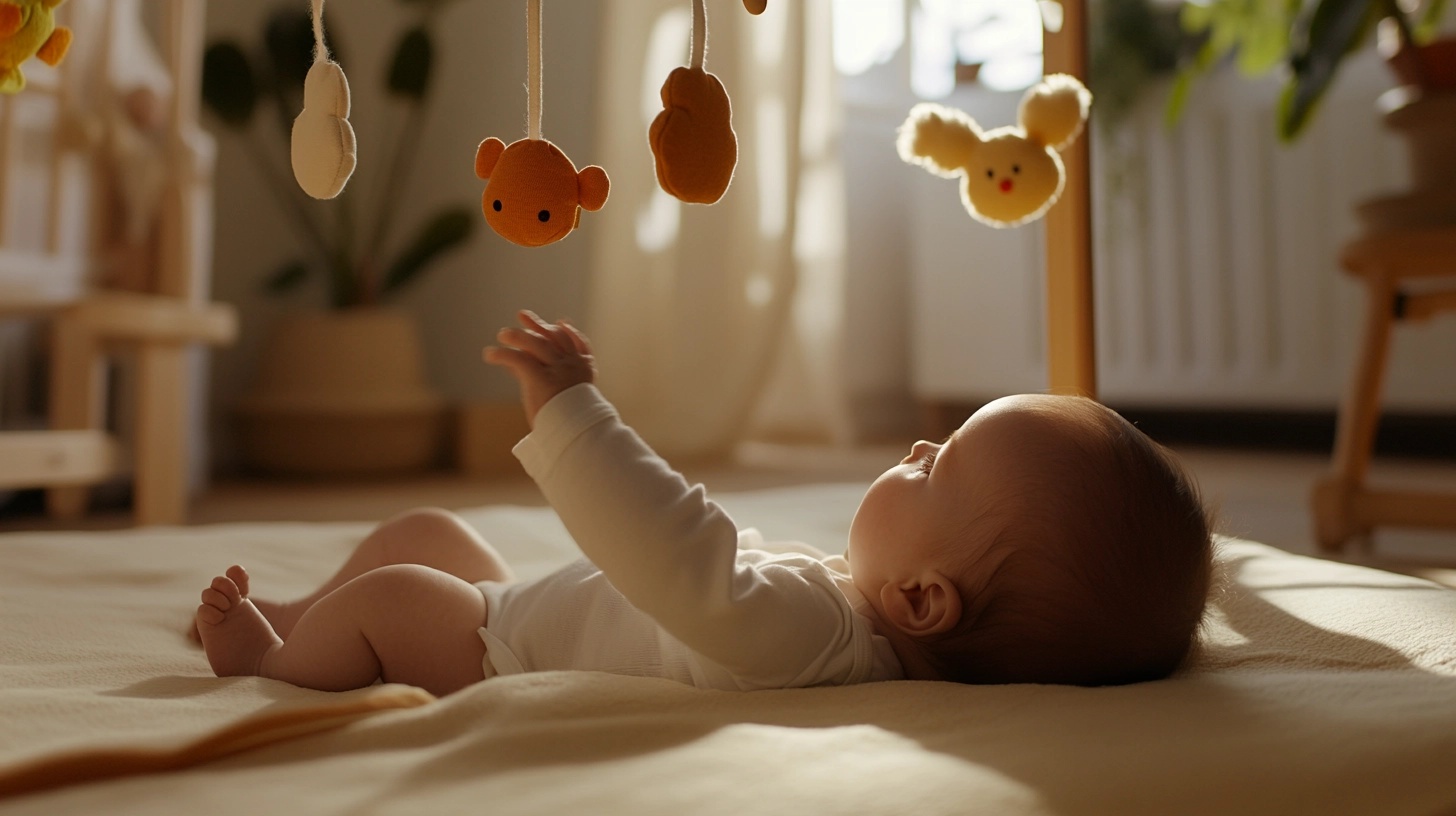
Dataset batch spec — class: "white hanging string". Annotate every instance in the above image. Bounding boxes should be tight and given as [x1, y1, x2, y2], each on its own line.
[527, 0, 542, 140]
[311, 0, 329, 62]
[690, 0, 706, 70]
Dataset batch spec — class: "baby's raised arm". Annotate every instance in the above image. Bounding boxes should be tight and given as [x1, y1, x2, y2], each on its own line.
[486, 316, 863, 688]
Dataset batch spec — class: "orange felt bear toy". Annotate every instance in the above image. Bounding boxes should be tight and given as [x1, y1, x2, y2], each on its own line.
[650, 66, 736, 205]
[475, 137, 609, 248]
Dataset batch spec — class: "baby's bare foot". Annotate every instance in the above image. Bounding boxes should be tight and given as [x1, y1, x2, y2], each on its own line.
[196, 565, 283, 678]
[188, 583, 299, 643]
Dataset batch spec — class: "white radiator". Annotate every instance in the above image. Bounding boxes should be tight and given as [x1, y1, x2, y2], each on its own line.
[909, 54, 1456, 411]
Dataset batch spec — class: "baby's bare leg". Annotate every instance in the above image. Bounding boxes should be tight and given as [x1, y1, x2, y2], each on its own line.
[200, 564, 488, 697]
[255, 508, 515, 638]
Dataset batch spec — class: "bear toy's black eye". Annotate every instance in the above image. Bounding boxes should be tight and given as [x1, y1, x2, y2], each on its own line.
[538, 210, 550, 223]
[493, 200, 502, 212]
[1012, 164, 1021, 174]
[985, 168, 994, 179]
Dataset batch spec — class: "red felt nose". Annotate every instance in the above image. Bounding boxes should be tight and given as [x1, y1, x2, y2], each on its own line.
[999, 179, 1013, 193]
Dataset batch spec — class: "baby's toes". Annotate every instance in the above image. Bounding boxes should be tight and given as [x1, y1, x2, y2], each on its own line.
[209, 575, 243, 607]
[200, 585, 232, 613]
[196, 603, 225, 626]
[225, 565, 251, 598]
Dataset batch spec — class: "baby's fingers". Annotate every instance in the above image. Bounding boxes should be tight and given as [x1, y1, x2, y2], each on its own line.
[495, 325, 559, 362]
[518, 310, 578, 355]
[559, 320, 593, 356]
[483, 344, 539, 377]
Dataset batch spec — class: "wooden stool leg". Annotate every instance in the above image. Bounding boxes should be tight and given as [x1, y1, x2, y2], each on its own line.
[1312, 274, 1396, 552]
[46, 319, 103, 520]
[133, 344, 189, 526]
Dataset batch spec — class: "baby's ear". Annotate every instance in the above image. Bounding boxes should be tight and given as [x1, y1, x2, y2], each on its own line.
[880, 572, 962, 637]
[577, 165, 610, 212]
[1018, 74, 1091, 152]
[475, 138, 507, 180]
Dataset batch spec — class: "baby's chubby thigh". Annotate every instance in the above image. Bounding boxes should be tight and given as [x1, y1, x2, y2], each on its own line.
[334, 564, 491, 696]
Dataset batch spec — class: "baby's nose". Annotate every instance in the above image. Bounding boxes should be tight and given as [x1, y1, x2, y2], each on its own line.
[902, 440, 936, 464]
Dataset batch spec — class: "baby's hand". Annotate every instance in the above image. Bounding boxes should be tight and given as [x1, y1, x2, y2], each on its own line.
[483, 311, 596, 427]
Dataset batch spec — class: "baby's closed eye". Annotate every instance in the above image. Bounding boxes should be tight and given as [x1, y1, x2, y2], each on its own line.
[917, 451, 938, 475]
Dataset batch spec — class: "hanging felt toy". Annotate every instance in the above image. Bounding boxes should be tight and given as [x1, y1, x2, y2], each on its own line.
[743, 0, 767, 13]
[897, 73, 1091, 229]
[291, 0, 356, 200]
[648, 0, 737, 205]
[475, 0, 609, 248]
[0, 0, 73, 94]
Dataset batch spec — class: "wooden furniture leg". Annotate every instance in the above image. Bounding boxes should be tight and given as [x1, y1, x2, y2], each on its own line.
[1311, 272, 1395, 551]
[133, 344, 189, 526]
[46, 317, 104, 520]
[1041, 0, 1097, 400]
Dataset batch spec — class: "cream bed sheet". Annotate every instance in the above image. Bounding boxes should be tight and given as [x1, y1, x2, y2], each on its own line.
[2, 483, 1455, 815]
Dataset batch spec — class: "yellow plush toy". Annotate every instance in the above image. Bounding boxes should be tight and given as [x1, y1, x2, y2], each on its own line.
[0, 0, 72, 95]
[897, 73, 1091, 228]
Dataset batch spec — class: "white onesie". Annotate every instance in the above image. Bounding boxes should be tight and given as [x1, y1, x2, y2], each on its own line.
[475, 384, 903, 691]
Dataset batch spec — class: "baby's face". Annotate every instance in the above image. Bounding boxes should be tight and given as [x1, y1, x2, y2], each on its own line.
[846, 395, 1107, 607]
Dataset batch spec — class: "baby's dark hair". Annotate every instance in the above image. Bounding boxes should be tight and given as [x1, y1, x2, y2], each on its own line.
[925, 398, 1214, 687]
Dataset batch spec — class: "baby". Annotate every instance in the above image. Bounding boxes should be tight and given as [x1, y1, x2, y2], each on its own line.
[196, 312, 1214, 696]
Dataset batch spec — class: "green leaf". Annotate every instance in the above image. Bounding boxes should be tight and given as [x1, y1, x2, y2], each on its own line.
[388, 27, 434, 99]
[381, 209, 474, 296]
[262, 261, 310, 294]
[1417, 0, 1449, 40]
[1164, 68, 1196, 129]
[1281, 0, 1379, 140]
[201, 42, 257, 127]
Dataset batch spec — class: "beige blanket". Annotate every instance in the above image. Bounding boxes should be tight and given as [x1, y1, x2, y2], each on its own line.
[2, 484, 1455, 815]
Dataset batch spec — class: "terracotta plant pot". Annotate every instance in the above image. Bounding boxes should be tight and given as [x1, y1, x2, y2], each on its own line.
[1386, 36, 1456, 92]
[236, 309, 447, 477]
[1377, 86, 1456, 190]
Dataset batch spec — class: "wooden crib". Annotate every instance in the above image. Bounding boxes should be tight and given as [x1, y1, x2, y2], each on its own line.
[0, 0, 235, 526]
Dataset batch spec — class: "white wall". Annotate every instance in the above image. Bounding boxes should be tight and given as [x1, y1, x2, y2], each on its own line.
[204, 1, 603, 463]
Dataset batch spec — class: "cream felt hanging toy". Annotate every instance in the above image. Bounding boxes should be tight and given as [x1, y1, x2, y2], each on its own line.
[291, 0, 356, 200]
[898, 73, 1090, 228]
[0, 0, 73, 94]
[648, 0, 740, 204]
[475, 0, 609, 248]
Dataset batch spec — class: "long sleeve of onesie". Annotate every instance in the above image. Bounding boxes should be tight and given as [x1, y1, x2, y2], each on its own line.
[513, 384, 872, 688]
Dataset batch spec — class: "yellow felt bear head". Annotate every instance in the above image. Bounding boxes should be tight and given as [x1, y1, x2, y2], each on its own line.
[897, 74, 1091, 228]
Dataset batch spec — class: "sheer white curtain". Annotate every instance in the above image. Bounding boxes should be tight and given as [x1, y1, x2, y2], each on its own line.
[588, 0, 849, 460]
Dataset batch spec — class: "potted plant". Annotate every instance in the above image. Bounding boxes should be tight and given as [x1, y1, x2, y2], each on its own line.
[202, 1, 475, 476]
[1167, 0, 1452, 141]
[1166, 0, 1455, 230]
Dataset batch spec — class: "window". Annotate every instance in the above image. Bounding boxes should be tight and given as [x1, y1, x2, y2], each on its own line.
[832, 0, 1049, 97]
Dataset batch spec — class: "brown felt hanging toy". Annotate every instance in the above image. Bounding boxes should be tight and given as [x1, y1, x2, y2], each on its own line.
[648, 0, 742, 205]
[474, 0, 609, 247]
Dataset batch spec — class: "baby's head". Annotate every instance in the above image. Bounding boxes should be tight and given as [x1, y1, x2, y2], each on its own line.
[847, 394, 1212, 686]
